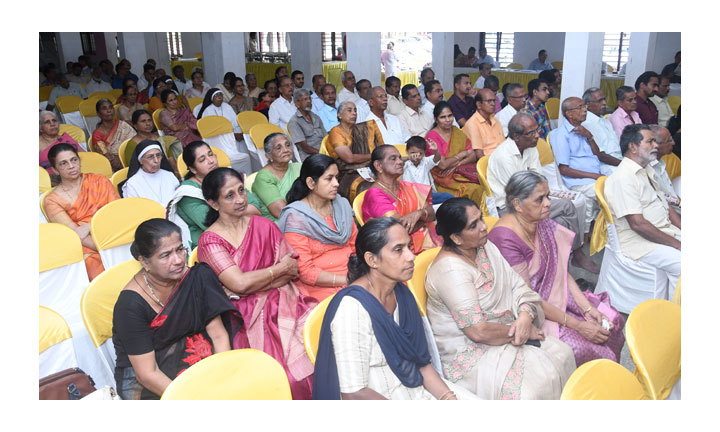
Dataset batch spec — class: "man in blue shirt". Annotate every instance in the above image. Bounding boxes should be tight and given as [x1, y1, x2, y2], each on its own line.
[317, 83, 339, 131]
[549, 96, 603, 238]
[528, 49, 553, 71]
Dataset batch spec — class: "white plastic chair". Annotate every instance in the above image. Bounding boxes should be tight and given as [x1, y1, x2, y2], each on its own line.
[39, 306, 78, 379]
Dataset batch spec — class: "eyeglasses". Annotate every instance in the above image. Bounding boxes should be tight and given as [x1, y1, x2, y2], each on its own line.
[566, 104, 588, 112]
[590, 98, 607, 103]
[521, 127, 542, 137]
[508, 94, 528, 99]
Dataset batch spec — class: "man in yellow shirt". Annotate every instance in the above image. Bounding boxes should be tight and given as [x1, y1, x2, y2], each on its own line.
[462, 89, 505, 159]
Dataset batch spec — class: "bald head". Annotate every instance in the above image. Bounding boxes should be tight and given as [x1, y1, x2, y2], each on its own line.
[561, 96, 588, 125]
[368, 86, 388, 114]
[651, 125, 675, 157]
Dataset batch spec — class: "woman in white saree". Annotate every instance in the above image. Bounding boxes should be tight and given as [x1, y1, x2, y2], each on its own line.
[425, 197, 576, 399]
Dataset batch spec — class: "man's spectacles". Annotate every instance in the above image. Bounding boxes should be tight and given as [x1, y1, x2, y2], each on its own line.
[589, 98, 606, 103]
[566, 104, 588, 112]
[521, 127, 541, 137]
[508, 94, 528, 99]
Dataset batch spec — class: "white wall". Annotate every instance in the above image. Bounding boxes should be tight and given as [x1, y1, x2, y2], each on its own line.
[513, 32, 565, 67]
[454, 33, 480, 54]
[650, 32, 680, 73]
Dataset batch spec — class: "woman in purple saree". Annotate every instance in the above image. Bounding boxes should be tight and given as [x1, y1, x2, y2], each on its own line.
[488, 171, 624, 366]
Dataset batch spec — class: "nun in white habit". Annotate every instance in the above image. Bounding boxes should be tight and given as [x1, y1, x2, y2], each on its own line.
[121, 139, 179, 208]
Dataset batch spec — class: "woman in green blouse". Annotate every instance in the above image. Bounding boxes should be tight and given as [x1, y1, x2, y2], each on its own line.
[251, 132, 301, 222]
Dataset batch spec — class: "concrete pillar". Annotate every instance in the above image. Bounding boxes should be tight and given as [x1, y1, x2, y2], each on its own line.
[103, 32, 118, 64]
[117, 32, 148, 77]
[289, 32, 323, 89]
[432, 32, 455, 94]
[346, 32, 381, 87]
[200, 32, 247, 88]
[624, 32, 659, 87]
[559, 32, 605, 126]
[144, 33, 172, 73]
[56, 33, 84, 70]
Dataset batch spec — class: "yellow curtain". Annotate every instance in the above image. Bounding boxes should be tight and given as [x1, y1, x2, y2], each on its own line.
[170, 60, 203, 81]
[246, 62, 291, 89]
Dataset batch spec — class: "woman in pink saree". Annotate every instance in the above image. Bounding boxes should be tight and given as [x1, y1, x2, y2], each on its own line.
[361, 145, 441, 254]
[196, 167, 316, 399]
[487, 171, 624, 366]
[158, 89, 201, 148]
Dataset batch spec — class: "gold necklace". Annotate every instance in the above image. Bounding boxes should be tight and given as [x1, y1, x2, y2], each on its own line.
[376, 180, 399, 200]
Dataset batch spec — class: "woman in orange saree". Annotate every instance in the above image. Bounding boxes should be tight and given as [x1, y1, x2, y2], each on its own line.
[44, 144, 120, 280]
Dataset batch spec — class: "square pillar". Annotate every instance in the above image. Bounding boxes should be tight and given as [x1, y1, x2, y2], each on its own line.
[289, 32, 323, 89]
[200, 32, 247, 88]
[346, 32, 381, 87]
[144, 33, 172, 73]
[432, 32, 455, 94]
[559, 32, 605, 127]
[104, 32, 118, 64]
[624, 32, 659, 87]
[117, 32, 148, 77]
[56, 33, 84, 70]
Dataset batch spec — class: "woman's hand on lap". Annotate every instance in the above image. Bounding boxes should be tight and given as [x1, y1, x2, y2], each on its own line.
[508, 313, 533, 346]
[576, 321, 609, 344]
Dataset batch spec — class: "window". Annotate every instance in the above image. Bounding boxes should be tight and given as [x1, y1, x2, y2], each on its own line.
[482, 32, 514, 67]
[80, 33, 96, 56]
[322, 32, 344, 61]
[259, 32, 288, 53]
[603, 32, 631, 72]
[167, 32, 183, 58]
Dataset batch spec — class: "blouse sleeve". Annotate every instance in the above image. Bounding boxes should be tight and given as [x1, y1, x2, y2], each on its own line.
[327, 127, 347, 159]
[112, 291, 155, 356]
[252, 169, 284, 207]
[197, 232, 237, 276]
[427, 259, 487, 329]
[487, 229, 532, 287]
[331, 297, 372, 393]
[43, 192, 68, 220]
[284, 232, 323, 285]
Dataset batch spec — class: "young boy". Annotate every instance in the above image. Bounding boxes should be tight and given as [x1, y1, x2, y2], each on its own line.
[402, 136, 455, 205]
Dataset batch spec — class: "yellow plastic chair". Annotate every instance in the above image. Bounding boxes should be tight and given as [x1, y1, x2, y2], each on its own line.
[443, 91, 454, 101]
[551, 61, 563, 70]
[303, 295, 335, 365]
[161, 349, 292, 400]
[111, 167, 129, 191]
[109, 89, 122, 101]
[188, 247, 198, 266]
[118, 139, 133, 168]
[39, 167, 51, 194]
[589, 175, 612, 254]
[187, 97, 204, 112]
[673, 275, 681, 305]
[545, 97, 560, 120]
[536, 137, 555, 165]
[79, 98, 100, 117]
[474, 156, 493, 216]
[353, 189, 367, 226]
[319, 135, 330, 155]
[152, 108, 164, 133]
[244, 171, 258, 192]
[484, 216, 499, 231]
[58, 124, 87, 145]
[40, 86, 54, 102]
[81, 259, 142, 349]
[39, 222, 84, 273]
[662, 153, 681, 180]
[560, 359, 646, 400]
[39, 306, 73, 354]
[197, 115, 233, 139]
[177, 146, 232, 178]
[40, 189, 53, 220]
[87, 136, 96, 152]
[393, 144, 407, 157]
[250, 123, 286, 165]
[237, 110, 269, 134]
[607, 64, 615, 73]
[406, 247, 441, 316]
[667, 96, 680, 115]
[626, 299, 681, 400]
[55, 95, 83, 115]
[79, 152, 113, 178]
[506, 62, 523, 70]
[90, 198, 166, 264]
[88, 91, 113, 101]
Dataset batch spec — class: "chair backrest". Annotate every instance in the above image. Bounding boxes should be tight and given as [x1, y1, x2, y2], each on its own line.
[393, 144, 407, 157]
[536, 137, 554, 165]
[88, 91, 113, 101]
[474, 157, 493, 216]
[443, 91, 454, 101]
[667, 96, 680, 115]
[237, 110, 269, 133]
[40, 86, 54, 102]
[40, 189, 53, 220]
[58, 124, 87, 145]
[39, 306, 73, 354]
[39, 222, 84, 272]
[87, 136, 95, 152]
[39, 167, 51, 194]
[545, 97, 560, 120]
[244, 171, 258, 192]
[79, 152, 113, 178]
[90, 197, 166, 253]
[506, 62, 523, 69]
[79, 98, 100, 117]
[109, 89, 122, 100]
[626, 299, 681, 400]
[80, 259, 142, 347]
[197, 115, 234, 139]
[187, 97, 204, 112]
[177, 146, 232, 178]
[188, 247, 198, 266]
[303, 295, 335, 365]
[606, 64, 615, 73]
[152, 108, 164, 132]
[673, 275, 681, 305]
[484, 216, 499, 231]
[406, 247, 441, 316]
[353, 190, 367, 226]
[560, 359, 646, 400]
[161, 349, 292, 400]
[476, 155, 489, 180]
[662, 153, 681, 180]
[118, 139, 133, 168]
[551, 61, 563, 70]
[319, 135, 330, 155]
[111, 167, 129, 191]
[249, 123, 285, 151]
[55, 95, 83, 114]
[594, 175, 614, 224]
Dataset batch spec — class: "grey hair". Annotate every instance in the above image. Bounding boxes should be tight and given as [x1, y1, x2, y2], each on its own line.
[39, 110, 57, 132]
[505, 170, 548, 213]
[293, 88, 310, 100]
[341, 71, 352, 82]
[560, 97, 581, 118]
[616, 86, 635, 103]
[507, 112, 534, 139]
[263, 132, 289, 155]
[337, 100, 355, 118]
[505, 82, 524, 97]
[582, 87, 601, 103]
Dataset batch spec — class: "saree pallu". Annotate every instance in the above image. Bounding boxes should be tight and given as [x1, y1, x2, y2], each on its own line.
[488, 219, 625, 366]
[425, 128, 487, 210]
[159, 108, 201, 148]
[328, 122, 384, 199]
[362, 181, 441, 254]
[92, 119, 136, 171]
[117, 264, 242, 400]
[197, 216, 317, 399]
[43, 173, 120, 280]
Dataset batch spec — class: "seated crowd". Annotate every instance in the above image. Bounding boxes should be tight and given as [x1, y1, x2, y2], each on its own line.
[40, 55, 680, 400]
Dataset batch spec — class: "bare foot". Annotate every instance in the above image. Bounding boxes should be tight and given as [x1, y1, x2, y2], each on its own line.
[571, 250, 600, 274]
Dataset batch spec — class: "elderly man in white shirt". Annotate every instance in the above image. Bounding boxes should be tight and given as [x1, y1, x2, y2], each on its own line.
[581, 87, 623, 176]
[85, 66, 113, 94]
[495, 82, 526, 136]
[385, 76, 404, 116]
[354, 79, 373, 123]
[488, 112, 598, 273]
[649, 75, 674, 128]
[381, 42, 398, 78]
[367, 87, 409, 144]
[336, 70, 360, 106]
[421, 80, 459, 128]
[648, 125, 681, 213]
[396, 84, 433, 137]
[268, 76, 298, 130]
[417, 68, 435, 105]
[310, 74, 327, 114]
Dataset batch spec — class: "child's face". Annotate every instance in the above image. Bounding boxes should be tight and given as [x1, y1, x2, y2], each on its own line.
[408, 148, 424, 166]
[262, 94, 271, 104]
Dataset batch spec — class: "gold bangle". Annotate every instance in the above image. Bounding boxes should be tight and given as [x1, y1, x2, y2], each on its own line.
[583, 305, 592, 314]
[269, 267, 275, 282]
[438, 390, 454, 400]
[563, 313, 568, 327]
[332, 274, 336, 286]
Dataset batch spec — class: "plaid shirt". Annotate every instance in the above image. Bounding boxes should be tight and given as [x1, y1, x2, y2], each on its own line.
[522, 99, 551, 139]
